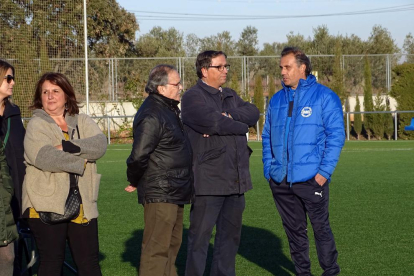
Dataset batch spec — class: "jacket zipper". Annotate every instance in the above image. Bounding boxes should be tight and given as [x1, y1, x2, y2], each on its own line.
[288, 90, 297, 188]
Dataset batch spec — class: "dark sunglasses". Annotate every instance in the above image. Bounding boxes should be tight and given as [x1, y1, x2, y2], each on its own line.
[3, 75, 14, 84]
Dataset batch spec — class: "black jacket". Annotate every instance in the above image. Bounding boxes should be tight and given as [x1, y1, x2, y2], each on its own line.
[181, 80, 260, 195]
[1, 101, 25, 220]
[126, 93, 193, 205]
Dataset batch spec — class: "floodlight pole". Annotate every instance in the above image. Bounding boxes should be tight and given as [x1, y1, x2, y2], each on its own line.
[83, 0, 90, 115]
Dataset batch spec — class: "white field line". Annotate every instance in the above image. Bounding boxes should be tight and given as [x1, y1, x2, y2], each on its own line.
[342, 148, 413, 152]
[103, 148, 413, 160]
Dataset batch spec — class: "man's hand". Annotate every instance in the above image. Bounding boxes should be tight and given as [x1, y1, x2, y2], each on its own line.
[202, 112, 233, 138]
[315, 173, 327, 186]
[222, 112, 233, 119]
[125, 184, 137, 193]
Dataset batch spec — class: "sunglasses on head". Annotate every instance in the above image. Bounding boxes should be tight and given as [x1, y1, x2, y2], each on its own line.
[3, 75, 14, 84]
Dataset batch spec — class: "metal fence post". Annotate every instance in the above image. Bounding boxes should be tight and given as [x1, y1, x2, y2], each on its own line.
[108, 60, 111, 100]
[241, 57, 245, 96]
[115, 58, 118, 101]
[256, 120, 260, 141]
[346, 112, 350, 141]
[394, 111, 398, 141]
[111, 58, 115, 101]
[107, 116, 111, 145]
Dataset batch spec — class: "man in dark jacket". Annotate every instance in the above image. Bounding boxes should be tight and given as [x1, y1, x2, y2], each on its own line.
[125, 65, 193, 276]
[181, 50, 260, 276]
[262, 47, 344, 276]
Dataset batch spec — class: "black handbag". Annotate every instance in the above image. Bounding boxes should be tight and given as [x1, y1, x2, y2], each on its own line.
[39, 125, 82, 225]
[38, 185, 81, 225]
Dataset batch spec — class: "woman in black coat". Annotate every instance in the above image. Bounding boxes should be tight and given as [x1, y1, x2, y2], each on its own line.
[0, 59, 25, 276]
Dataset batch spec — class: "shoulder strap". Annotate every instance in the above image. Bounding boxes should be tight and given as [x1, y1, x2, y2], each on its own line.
[2, 118, 11, 150]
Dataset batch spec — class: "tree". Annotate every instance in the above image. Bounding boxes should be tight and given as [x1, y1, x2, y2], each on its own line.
[341, 34, 366, 55]
[330, 39, 346, 107]
[268, 75, 276, 101]
[258, 43, 282, 77]
[0, 0, 140, 114]
[363, 55, 374, 140]
[236, 26, 258, 56]
[372, 93, 384, 140]
[311, 25, 335, 55]
[309, 25, 336, 82]
[353, 96, 362, 140]
[88, 0, 139, 57]
[384, 97, 394, 140]
[367, 25, 400, 89]
[184, 33, 200, 57]
[198, 31, 236, 55]
[389, 63, 414, 139]
[260, 43, 279, 56]
[136, 26, 185, 57]
[225, 73, 241, 96]
[285, 31, 311, 52]
[253, 75, 264, 136]
[403, 33, 414, 63]
[368, 25, 400, 55]
[340, 34, 367, 88]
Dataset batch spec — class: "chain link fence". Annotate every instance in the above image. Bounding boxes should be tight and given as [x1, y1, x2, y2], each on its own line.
[2, 1, 414, 143]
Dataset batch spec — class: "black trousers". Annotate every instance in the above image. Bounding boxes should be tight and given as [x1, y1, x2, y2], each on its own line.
[27, 218, 102, 276]
[269, 178, 340, 276]
[185, 194, 245, 276]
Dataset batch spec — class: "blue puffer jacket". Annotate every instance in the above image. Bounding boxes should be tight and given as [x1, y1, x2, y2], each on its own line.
[262, 75, 345, 184]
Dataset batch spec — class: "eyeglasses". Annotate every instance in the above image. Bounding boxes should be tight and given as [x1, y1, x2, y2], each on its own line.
[3, 75, 14, 84]
[208, 64, 230, 71]
[167, 81, 182, 87]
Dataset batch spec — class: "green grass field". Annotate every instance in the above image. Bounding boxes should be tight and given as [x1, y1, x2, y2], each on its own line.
[50, 141, 414, 275]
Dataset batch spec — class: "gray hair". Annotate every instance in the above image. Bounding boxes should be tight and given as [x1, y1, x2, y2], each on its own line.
[145, 64, 177, 94]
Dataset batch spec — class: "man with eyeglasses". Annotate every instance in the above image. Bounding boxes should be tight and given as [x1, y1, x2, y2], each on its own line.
[181, 50, 260, 276]
[126, 64, 193, 276]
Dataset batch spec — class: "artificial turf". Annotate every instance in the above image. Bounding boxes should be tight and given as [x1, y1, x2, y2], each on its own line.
[31, 141, 414, 275]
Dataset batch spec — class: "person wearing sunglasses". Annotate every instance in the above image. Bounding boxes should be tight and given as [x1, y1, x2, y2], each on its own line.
[181, 50, 260, 276]
[0, 60, 26, 276]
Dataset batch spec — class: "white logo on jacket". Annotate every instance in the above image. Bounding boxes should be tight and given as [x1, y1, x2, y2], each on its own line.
[301, 107, 312, 117]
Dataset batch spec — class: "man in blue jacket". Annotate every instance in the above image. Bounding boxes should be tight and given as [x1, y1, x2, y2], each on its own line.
[181, 50, 260, 276]
[262, 47, 345, 276]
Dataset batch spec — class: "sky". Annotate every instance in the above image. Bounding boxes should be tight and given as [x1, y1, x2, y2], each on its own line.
[116, 0, 414, 51]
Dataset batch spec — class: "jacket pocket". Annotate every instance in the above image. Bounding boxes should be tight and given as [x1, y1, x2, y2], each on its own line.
[91, 173, 101, 202]
[167, 168, 191, 187]
[27, 168, 56, 197]
[166, 168, 192, 198]
[197, 146, 227, 165]
[301, 146, 320, 164]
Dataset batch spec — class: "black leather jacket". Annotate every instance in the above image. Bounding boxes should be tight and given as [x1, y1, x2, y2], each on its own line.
[126, 93, 193, 204]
